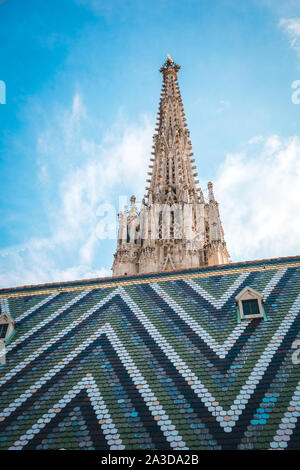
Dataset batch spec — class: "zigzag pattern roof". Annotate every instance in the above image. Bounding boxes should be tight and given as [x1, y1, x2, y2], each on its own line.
[0, 256, 300, 450]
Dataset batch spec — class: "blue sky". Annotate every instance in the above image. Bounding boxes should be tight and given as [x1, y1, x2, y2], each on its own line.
[1, 0, 300, 287]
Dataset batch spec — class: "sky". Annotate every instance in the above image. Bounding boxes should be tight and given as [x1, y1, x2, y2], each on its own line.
[1, 0, 300, 287]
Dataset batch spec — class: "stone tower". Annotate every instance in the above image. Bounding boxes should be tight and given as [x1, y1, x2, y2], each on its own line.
[112, 55, 230, 276]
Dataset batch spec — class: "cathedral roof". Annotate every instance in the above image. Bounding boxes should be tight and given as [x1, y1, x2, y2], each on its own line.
[0, 254, 300, 449]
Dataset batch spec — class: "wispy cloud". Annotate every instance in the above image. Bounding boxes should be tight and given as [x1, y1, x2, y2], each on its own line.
[2, 93, 300, 288]
[279, 17, 300, 57]
[217, 99, 231, 114]
[0, 93, 153, 288]
[215, 135, 300, 262]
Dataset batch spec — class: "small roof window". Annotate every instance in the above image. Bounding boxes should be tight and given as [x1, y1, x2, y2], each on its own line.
[0, 324, 8, 339]
[242, 299, 260, 316]
[235, 287, 266, 321]
[0, 312, 15, 343]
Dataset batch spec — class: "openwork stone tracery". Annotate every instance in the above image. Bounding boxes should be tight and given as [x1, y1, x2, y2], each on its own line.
[113, 56, 230, 275]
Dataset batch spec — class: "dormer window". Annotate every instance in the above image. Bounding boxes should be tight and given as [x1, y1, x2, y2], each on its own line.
[242, 299, 260, 316]
[0, 324, 8, 339]
[0, 312, 15, 343]
[235, 287, 266, 321]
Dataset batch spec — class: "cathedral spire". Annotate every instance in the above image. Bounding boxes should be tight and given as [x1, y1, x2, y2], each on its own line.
[112, 57, 230, 276]
[146, 56, 200, 205]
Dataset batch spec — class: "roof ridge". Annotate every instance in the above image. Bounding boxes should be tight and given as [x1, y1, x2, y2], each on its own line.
[1, 254, 300, 296]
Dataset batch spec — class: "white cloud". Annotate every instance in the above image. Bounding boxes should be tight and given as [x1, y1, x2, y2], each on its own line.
[215, 135, 300, 262]
[0, 94, 153, 288]
[0, 246, 110, 289]
[248, 135, 264, 145]
[217, 99, 231, 114]
[2, 92, 300, 289]
[279, 18, 300, 56]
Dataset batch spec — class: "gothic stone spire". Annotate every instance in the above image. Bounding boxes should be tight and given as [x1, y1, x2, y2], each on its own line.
[146, 55, 200, 206]
[112, 56, 230, 276]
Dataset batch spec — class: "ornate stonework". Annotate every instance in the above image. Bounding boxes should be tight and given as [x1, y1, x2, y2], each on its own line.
[112, 56, 230, 276]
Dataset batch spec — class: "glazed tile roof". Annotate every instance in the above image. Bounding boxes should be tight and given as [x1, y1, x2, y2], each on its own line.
[0, 255, 300, 450]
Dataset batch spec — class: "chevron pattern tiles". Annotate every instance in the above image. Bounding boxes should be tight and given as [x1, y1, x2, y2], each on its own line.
[0, 256, 300, 450]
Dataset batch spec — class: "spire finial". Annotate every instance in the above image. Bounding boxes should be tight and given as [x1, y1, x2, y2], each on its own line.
[160, 55, 180, 75]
